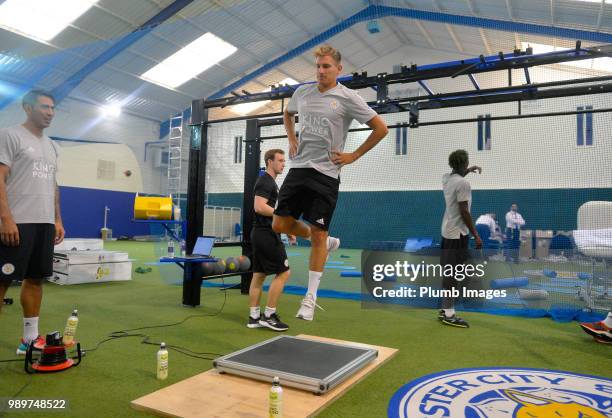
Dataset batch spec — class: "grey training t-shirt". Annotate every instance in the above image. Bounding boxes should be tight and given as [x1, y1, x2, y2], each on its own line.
[441, 173, 472, 239]
[0, 125, 60, 224]
[287, 83, 377, 179]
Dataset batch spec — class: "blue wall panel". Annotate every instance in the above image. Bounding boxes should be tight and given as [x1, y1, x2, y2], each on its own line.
[60, 186, 150, 238]
[208, 188, 612, 249]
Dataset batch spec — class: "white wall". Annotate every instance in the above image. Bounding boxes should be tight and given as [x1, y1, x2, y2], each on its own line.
[57, 144, 143, 192]
[0, 97, 163, 193]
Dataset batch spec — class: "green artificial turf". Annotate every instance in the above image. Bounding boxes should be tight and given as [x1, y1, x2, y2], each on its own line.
[0, 241, 609, 417]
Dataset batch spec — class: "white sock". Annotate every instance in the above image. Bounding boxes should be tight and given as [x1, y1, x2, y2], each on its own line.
[604, 312, 612, 328]
[443, 309, 455, 318]
[264, 306, 276, 317]
[307, 271, 323, 300]
[249, 307, 260, 319]
[23, 317, 39, 343]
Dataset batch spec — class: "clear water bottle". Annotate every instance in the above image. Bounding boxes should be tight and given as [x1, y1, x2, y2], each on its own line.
[62, 309, 79, 346]
[180, 240, 186, 257]
[157, 342, 168, 380]
[269, 376, 282, 418]
[167, 240, 175, 258]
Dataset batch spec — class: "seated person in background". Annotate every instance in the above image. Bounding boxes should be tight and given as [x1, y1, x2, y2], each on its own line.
[475, 213, 504, 243]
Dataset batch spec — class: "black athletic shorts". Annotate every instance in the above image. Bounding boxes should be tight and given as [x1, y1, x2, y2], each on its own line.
[274, 168, 340, 231]
[0, 224, 55, 282]
[440, 235, 472, 307]
[440, 234, 470, 267]
[251, 227, 289, 276]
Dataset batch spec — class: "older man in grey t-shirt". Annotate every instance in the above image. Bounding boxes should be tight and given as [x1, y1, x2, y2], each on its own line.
[0, 90, 64, 355]
[272, 45, 388, 321]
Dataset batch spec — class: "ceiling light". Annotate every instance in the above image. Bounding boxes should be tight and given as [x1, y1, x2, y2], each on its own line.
[102, 104, 121, 118]
[0, 0, 97, 42]
[142, 33, 237, 89]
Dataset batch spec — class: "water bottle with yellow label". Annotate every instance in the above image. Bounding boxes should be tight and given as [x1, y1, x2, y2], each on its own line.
[62, 309, 78, 346]
[269, 376, 282, 417]
[157, 342, 169, 380]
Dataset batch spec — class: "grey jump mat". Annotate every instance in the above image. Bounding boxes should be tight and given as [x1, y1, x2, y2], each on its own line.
[213, 336, 377, 393]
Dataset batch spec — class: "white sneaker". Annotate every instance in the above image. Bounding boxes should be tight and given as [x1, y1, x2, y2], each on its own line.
[296, 293, 325, 321]
[325, 236, 340, 264]
[327, 236, 340, 252]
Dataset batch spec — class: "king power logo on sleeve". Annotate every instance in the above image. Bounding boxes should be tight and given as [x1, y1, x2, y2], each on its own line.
[388, 367, 611, 418]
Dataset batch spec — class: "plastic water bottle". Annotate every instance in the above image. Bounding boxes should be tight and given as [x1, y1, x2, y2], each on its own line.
[62, 309, 79, 346]
[269, 376, 282, 418]
[180, 240, 186, 257]
[167, 240, 175, 258]
[157, 342, 168, 380]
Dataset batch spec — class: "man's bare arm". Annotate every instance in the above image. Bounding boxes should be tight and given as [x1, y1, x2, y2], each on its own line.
[331, 115, 389, 166]
[0, 164, 18, 246]
[55, 184, 62, 223]
[459, 201, 481, 249]
[54, 182, 65, 244]
[254, 196, 274, 217]
[283, 110, 298, 158]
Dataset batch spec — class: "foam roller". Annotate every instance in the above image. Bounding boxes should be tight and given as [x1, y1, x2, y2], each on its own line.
[518, 288, 549, 300]
[340, 271, 362, 277]
[577, 272, 592, 280]
[490, 277, 529, 289]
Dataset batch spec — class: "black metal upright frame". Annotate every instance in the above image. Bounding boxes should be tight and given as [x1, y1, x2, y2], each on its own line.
[182, 41, 612, 306]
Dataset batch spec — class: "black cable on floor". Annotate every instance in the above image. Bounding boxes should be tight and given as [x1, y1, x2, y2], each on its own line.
[0, 279, 228, 363]
[83, 279, 228, 359]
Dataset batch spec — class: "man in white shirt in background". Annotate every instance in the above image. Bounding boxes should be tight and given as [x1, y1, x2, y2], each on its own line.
[505, 203, 526, 232]
[505, 203, 525, 261]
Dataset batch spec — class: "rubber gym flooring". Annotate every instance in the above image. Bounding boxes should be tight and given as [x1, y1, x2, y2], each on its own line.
[0, 241, 609, 418]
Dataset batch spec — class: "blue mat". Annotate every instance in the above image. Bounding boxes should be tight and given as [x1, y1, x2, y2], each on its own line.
[487, 293, 525, 305]
[531, 283, 582, 295]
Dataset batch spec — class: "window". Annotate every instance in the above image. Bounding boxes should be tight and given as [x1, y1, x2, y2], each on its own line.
[395, 125, 408, 155]
[234, 136, 243, 163]
[477, 115, 491, 151]
[161, 151, 170, 165]
[577, 106, 594, 146]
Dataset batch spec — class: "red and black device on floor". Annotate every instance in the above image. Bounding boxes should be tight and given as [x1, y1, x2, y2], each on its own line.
[25, 331, 82, 374]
